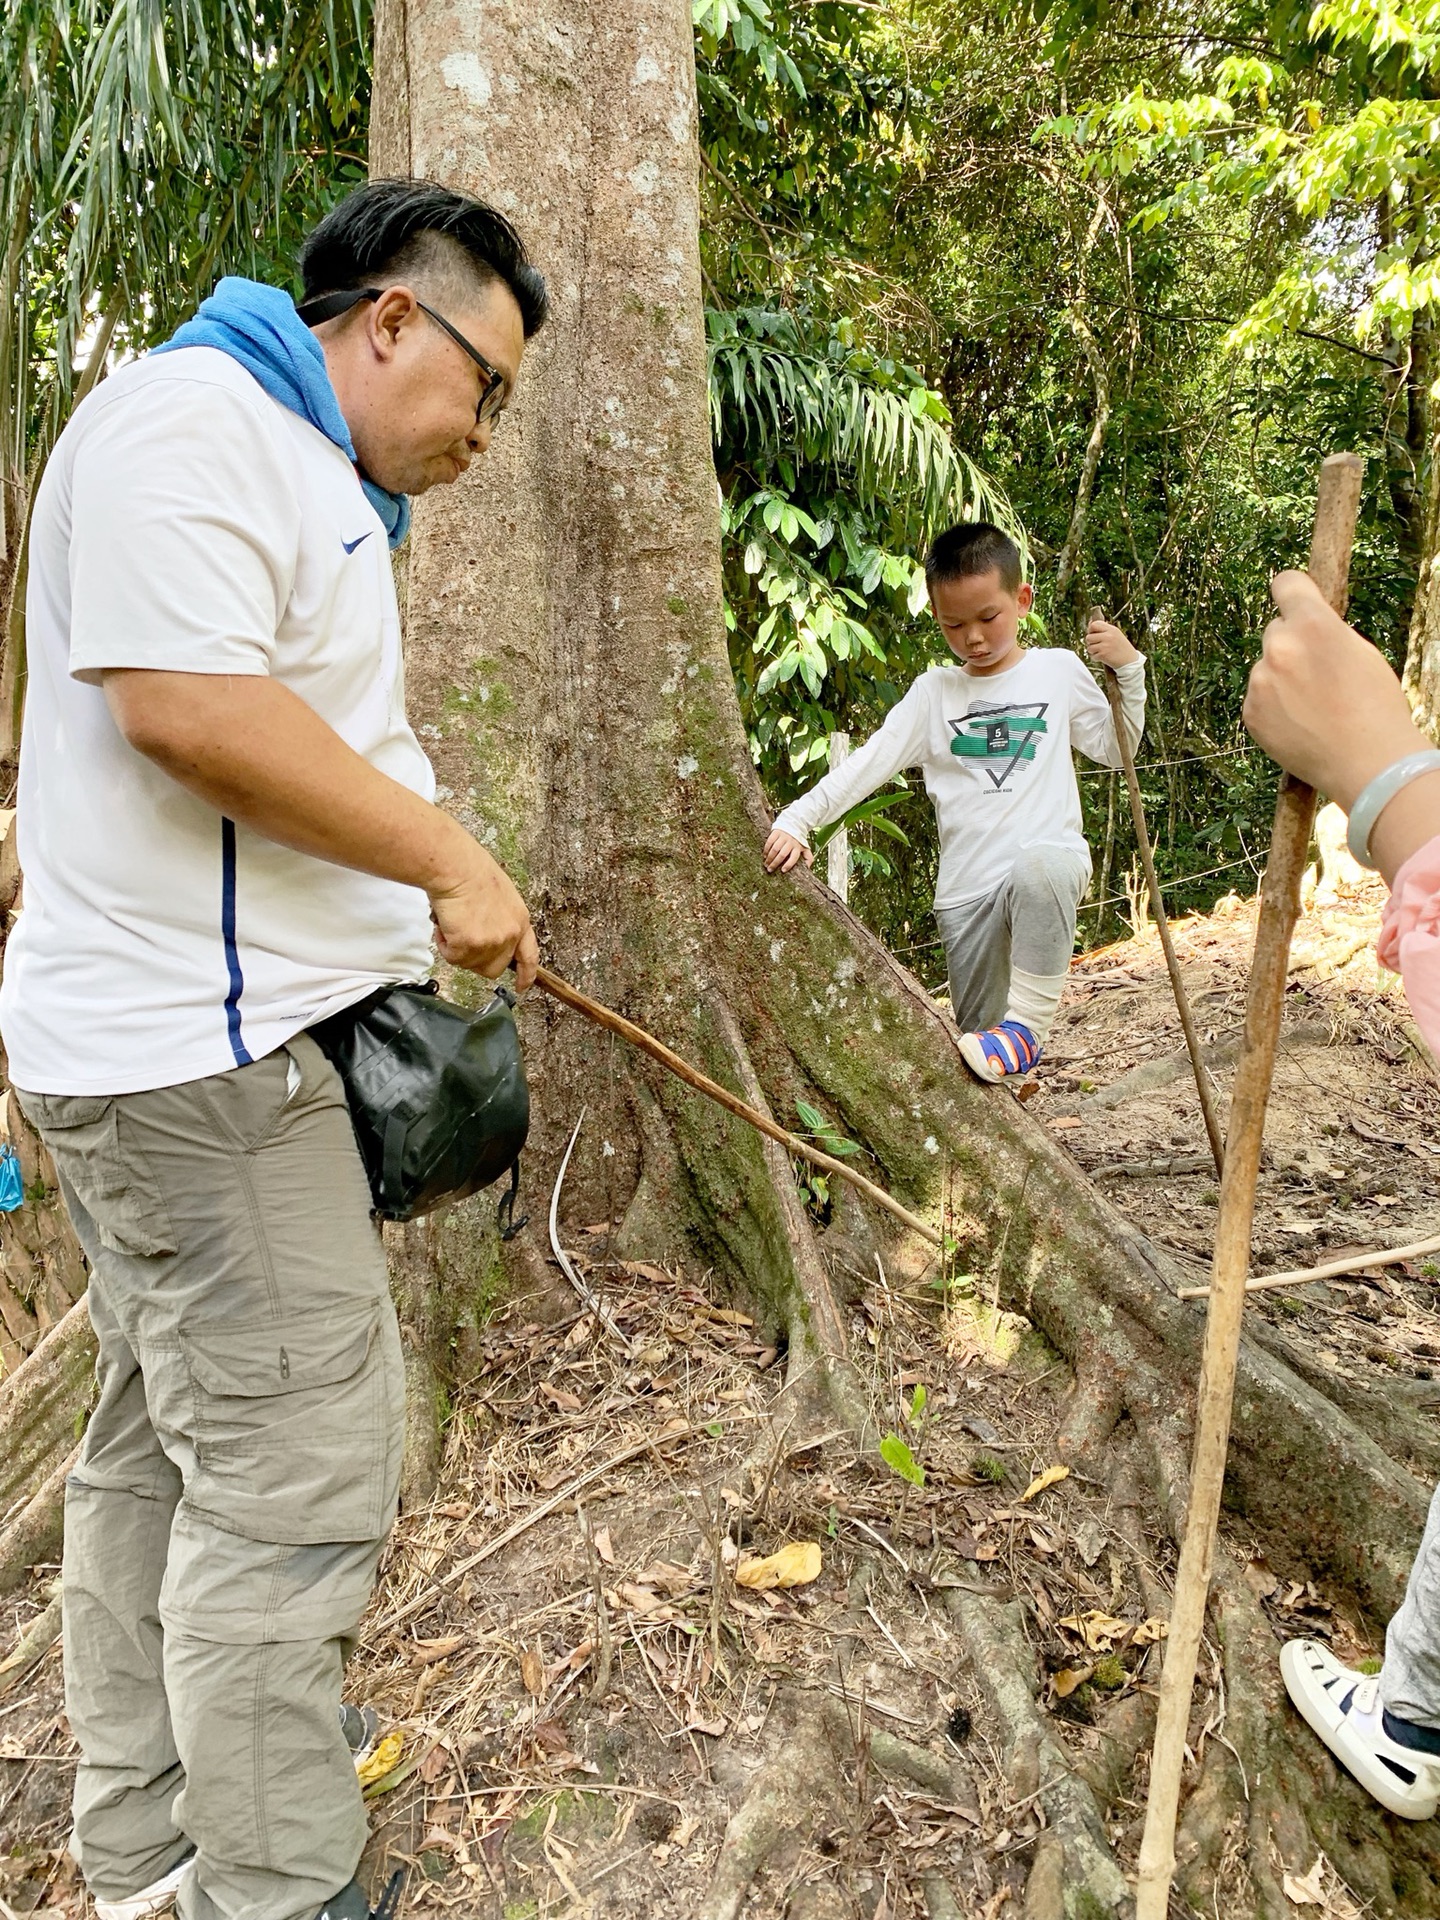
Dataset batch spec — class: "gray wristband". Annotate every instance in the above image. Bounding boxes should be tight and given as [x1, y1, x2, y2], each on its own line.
[1346, 749, 1440, 869]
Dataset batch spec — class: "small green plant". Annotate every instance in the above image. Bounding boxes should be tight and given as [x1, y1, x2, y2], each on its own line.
[1358, 1656, 1383, 1675]
[880, 1384, 929, 1488]
[1277, 1296, 1305, 1319]
[1092, 1654, 1127, 1691]
[1422, 1262, 1439, 1280]
[793, 1099, 863, 1220]
[1079, 1078, 1096, 1094]
[972, 1452, 1008, 1485]
[879, 1432, 925, 1487]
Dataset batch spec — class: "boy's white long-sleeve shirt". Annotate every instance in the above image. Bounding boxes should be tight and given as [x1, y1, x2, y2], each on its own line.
[771, 647, 1147, 910]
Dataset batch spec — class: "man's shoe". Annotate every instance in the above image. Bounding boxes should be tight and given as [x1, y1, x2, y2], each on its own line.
[339, 1700, 381, 1770]
[1281, 1638, 1440, 1819]
[959, 1020, 1041, 1083]
[94, 1851, 195, 1920]
[315, 1870, 405, 1919]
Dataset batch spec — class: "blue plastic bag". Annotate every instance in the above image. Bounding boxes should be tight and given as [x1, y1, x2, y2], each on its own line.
[0, 1144, 24, 1212]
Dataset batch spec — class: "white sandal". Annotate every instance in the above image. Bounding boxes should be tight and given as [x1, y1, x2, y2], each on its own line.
[1281, 1637, 1440, 1819]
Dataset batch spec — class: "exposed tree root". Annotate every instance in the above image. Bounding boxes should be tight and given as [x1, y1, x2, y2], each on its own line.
[0, 1443, 76, 1597]
[0, 1584, 62, 1699]
[0, 1296, 93, 1515]
[920, 1872, 965, 1920]
[944, 1588, 1133, 1919]
[699, 1692, 843, 1920]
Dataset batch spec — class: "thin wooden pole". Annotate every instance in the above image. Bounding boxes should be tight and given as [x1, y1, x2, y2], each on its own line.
[1134, 451, 1365, 1920]
[1092, 619, 1225, 1176]
[1177, 1226, 1440, 1300]
[533, 965, 942, 1248]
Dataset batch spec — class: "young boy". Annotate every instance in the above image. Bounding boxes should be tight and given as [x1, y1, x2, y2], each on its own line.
[763, 522, 1145, 1082]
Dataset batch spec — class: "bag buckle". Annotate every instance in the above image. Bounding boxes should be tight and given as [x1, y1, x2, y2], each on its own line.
[497, 1159, 528, 1241]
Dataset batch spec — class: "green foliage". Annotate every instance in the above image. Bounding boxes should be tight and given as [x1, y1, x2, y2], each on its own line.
[713, 302, 1022, 786]
[971, 1452, 1008, 1485]
[1040, 0, 1440, 353]
[879, 1431, 925, 1486]
[792, 1097, 862, 1219]
[1, 0, 368, 482]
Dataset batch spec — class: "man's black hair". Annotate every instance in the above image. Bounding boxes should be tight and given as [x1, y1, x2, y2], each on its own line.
[925, 522, 1022, 594]
[300, 179, 549, 338]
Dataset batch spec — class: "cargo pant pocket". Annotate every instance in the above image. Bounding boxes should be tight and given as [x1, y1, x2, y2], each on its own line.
[178, 1298, 403, 1545]
[16, 1092, 177, 1259]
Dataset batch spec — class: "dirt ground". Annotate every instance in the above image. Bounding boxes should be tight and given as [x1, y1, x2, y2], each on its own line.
[2, 868, 1437, 1920]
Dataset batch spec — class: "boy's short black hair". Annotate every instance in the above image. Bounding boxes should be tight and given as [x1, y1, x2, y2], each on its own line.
[925, 522, 1023, 595]
[300, 179, 549, 339]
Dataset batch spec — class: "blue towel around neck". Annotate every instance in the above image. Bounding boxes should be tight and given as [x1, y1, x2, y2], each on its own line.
[155, 277, 411, 549]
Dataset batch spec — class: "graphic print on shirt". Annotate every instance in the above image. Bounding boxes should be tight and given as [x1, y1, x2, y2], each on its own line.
[948, 701, 1050, 791]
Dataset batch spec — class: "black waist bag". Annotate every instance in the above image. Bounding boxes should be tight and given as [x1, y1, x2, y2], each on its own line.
[309, 982, 529, 1227]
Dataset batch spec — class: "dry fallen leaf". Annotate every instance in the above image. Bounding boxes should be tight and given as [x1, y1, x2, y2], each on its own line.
[593, 1527, 615, 1565]
[520, 1646, 545, 1696]
[1020, 1464, 1070, 1504]
[1053, 1666, 1094, 1698]
[635, 1560, 697, 1597]
[355, 1729, 405, 1786]
[409, 1634, 465, 1665]
[613, 1583, 674, 1617]
[1134, 1617, 1169, 1646]
[1282, 1856, 1327, 1905]
[1058, 1609, 1131, 1652]
[735, 1540, 823, 1590]
[686, 1715, 727, 1737]
[532, 1716, 573, 1755]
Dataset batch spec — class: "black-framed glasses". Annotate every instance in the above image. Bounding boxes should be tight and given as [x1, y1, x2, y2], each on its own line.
[296, 286, 509, 427]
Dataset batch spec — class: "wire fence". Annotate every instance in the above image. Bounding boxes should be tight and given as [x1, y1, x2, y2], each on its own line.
[1077, 742, 1258, 779]
[884, 850, 1264, 962]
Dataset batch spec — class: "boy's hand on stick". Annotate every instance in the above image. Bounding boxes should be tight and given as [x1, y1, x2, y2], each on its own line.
[1244, 570, 1426, 814]
[763, 827, 814, 874]
[1084, 617, 1140, 668]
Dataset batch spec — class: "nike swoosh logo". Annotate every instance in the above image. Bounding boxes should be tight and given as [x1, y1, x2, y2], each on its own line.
[341, 532, 372, 554]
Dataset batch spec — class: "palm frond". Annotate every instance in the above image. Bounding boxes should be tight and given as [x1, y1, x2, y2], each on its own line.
[709, 307, 1019, 541]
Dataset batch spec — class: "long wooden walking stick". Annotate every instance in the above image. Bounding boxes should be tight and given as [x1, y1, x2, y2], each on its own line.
[533, 964, 942, 1248]
[1091, 612, 1226, 1176]
[1133, 450, 1364, 1920]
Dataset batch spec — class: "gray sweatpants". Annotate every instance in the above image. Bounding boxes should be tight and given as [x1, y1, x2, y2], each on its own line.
[1385, 1482, 1440, 1727]
[17, 1034, 404, 1920]
[934, 844, 1091, 1033]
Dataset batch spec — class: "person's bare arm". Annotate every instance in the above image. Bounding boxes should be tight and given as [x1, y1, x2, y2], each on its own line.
[103, 669, 537, 987]
[1243, 570, 1440, 885]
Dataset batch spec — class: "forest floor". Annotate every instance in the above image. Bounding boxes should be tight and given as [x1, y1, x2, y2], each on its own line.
[2, 871, 1438, 1920]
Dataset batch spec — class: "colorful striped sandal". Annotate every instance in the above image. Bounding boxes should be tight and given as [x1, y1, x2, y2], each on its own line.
[958, 1019, 1041, 1084]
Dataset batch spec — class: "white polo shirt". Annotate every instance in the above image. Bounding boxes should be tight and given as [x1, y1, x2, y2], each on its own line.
[0, 347, 436, 1095]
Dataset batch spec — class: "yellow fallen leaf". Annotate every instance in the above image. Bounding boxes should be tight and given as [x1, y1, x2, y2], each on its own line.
[1058, 1609, 1131, 1652]
[1053, 1666, 1094, 1698]
[355, 1729, 404, 1786]
[1020, 1464, 1070, 1504]
[735, 1541, 823, 1590]
[520, 1646, 545, 1695]
[1134, 1617, 1169, 1645]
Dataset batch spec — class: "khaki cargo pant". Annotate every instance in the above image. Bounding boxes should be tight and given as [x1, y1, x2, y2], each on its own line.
[16, 1034, 404, 1920]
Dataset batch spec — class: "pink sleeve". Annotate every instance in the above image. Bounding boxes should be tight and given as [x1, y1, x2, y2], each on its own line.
[1377, 832, 1440, 1055]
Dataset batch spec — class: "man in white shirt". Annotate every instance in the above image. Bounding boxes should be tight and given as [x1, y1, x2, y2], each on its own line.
[0, 181, 545, 1920]
[764, 522, 1145, 1081]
